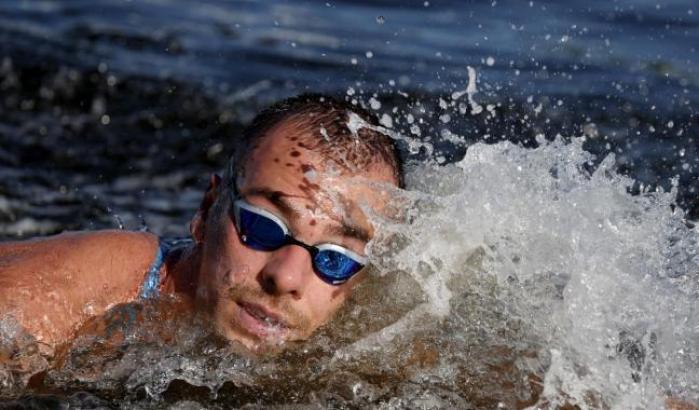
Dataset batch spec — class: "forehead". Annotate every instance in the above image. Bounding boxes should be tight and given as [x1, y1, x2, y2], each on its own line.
[243, 121, 397, 190]
[240, 122, 397, 226]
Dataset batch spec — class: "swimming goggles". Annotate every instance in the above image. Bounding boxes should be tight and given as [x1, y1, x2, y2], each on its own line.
[229, 198, 368, 285]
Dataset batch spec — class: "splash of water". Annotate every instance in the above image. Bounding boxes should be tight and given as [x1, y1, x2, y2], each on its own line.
[451, 65, 483, 116]
[365, 135, 699, 408]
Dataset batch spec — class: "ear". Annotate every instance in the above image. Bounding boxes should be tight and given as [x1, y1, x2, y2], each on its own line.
[190, 174, 222, 243]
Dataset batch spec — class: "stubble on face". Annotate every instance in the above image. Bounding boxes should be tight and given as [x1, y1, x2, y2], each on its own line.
[227, 284, 312, 335]
[204, 255, 316, 352]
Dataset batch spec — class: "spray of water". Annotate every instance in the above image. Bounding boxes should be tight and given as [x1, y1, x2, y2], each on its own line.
[362, 135, 699, 408]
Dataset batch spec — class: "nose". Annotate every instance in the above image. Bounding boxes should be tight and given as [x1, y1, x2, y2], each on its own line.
[259, 244, 312, 299]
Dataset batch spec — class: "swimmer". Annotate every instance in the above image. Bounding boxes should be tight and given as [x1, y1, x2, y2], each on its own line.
[0, 94, 402, 354]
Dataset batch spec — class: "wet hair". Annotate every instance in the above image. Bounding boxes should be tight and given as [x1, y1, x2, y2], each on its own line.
[226, 93, 403, 187]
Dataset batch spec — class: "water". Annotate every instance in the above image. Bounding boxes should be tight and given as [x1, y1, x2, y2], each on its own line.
[1, 0, 698, 408]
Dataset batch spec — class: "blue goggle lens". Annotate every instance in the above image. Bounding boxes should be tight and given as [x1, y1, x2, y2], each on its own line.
[313, 250, 363, 284]
[238, 207, 287, 250]
[234, 202, 365, 285]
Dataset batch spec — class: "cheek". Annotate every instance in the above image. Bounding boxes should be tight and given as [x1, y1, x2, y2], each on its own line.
[215, 238, 265, 288]
[220, 263, 250, 287]
[201, 211, 264, 290]
[308, 283, 351, 323]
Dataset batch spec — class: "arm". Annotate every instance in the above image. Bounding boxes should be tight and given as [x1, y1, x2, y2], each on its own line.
[0, 230, 158, 350]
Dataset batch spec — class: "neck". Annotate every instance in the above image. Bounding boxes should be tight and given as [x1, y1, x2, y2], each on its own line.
[161, 243, 201, 299]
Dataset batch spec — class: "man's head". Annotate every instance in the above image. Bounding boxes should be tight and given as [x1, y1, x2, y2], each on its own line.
[189, 94, 402, 352]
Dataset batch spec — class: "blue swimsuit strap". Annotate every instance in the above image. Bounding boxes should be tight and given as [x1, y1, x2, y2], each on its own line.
[139, 236, 193, 299]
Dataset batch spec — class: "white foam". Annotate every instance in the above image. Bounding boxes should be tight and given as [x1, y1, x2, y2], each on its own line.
[366, 136, 699, 406]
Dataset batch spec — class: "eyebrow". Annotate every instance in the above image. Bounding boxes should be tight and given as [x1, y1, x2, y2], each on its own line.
[242, 187, 371, 243]
[325, 223, 371, 242]
[243, 187, 300, 219]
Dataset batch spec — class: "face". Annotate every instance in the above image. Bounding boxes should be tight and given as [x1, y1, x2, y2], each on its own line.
[193, 122, 397, 353]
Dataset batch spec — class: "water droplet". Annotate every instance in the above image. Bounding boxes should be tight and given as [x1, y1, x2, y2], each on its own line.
[379, 113, 393, 128]
[410, 124, 421, 136]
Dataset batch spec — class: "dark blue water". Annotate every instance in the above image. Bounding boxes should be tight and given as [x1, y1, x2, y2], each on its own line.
[0, 0, 697, 239]
[3, 0, 697, 94]
[4, 0, 699, 102]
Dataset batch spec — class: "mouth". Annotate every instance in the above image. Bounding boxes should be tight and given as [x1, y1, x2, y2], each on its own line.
[235, 301, 290, 340]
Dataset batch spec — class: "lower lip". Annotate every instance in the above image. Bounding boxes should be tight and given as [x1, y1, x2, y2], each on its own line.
[235, 303, 289, 340]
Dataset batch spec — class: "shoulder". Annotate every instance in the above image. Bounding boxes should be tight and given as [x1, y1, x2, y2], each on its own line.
[52, 230, 160, 275]
[1, 229, 158, 261]
[0, 230, 161, 348]
[0, 230, 160, 282]
[55, 230, 159, 259]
